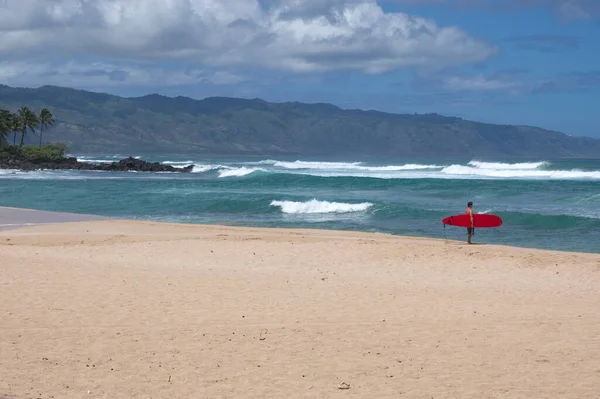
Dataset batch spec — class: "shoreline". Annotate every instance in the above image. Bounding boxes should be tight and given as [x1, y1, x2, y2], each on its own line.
[1, 205, 598, 256]
[0, 205, 110, 230]
[3, 156, 600, 256]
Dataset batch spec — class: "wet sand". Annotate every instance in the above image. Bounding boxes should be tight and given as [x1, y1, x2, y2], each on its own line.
[0, 206, 109, 230]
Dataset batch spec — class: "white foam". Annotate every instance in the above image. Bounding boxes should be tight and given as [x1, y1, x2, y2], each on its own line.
[250, 159, 279, 165]
[76, 158, 114, 164]
[441, 165, 600, 179]
[164, 162, 239, 174]
[10, 155, 600, 181]
[271, 160, 440, 172]
[75, 155, 141, 163]
[162, 160, 195, 164]
[192, 164, 218, 173]
[273, 160, 362, 169]
[161, 161, 204, 171]
[468, 161, 548, 170]
[218, 167, 262, 178]
[270, 199, 373, 214]
[371, 163, 441, 171]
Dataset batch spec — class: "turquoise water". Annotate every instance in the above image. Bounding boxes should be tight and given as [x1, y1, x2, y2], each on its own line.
[1, 154, 599, 253]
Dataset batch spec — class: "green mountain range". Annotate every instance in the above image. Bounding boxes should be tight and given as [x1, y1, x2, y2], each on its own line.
[1, 84, 598, 158]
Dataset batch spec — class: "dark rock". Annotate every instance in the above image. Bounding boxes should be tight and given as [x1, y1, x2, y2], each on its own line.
[0, 155, 194, 173]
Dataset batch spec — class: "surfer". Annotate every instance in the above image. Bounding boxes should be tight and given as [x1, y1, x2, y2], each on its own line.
[465, 201, 474, 244]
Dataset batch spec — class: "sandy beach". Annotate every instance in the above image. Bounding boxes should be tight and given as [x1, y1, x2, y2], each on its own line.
[1, 207, 600, 399]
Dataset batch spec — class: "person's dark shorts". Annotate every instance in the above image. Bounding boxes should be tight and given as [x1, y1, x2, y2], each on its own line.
[467, 227, 474, 235]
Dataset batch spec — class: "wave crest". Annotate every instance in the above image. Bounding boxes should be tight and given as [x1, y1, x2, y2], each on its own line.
[218, 167, 263, 178]
[468, 161, 548, 170]
[270, 199, 373, 214]
[442, 165, 600, 179]
[271, 160, 440, 172]
[24, 156, 600, 181]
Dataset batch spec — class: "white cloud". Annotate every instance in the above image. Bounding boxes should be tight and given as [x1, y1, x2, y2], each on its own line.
[442, 75, 521, 91]
[0, 60, 245, 88]
[411, 68, 529, 94]
[0, 0, 496, 87]
[424, 68, 600, 95]
[557, 0, 594, 20]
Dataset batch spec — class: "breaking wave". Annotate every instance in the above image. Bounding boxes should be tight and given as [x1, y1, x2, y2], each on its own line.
[441, 165, 600, 179]
[269, 160, 441, 171]
[270, 199, 373, 214]
[218, 167, 263, 178]
[4, 155, 600, 181]
[468, 161, 548, 170]
[75, 155, 141, 164]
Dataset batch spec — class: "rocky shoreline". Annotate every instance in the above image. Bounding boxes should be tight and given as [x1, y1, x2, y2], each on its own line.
[0, 155, 194, 173]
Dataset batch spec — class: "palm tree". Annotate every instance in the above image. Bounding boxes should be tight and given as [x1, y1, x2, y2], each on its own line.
[11, 112, 21, 146]
[38, 108, 54, 147]
[0, 109, 11, 148]
[17, 106, 39, 147]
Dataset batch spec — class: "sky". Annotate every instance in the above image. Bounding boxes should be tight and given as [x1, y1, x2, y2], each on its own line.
[0, 0, 599, 137]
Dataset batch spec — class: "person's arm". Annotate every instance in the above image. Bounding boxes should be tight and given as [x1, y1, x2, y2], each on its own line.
[470, 211, 474, 227]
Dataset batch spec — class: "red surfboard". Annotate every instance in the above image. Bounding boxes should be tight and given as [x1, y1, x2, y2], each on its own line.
[442, 214, 502, 228]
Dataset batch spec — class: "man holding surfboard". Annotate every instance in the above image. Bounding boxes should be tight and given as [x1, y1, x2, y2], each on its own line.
[441, 204, 502, 244]
[466, 201, 474, 244]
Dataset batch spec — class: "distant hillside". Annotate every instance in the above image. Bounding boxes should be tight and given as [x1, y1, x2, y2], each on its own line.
[1, 84, 599, 158]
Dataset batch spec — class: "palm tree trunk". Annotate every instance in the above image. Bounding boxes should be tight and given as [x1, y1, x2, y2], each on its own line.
[13, 131, 16, 146]
[39, 124, 43, 147]
[20, 127, 25, 146]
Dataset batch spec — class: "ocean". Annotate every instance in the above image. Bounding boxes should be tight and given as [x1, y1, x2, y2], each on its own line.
[1, 154, 599, 254]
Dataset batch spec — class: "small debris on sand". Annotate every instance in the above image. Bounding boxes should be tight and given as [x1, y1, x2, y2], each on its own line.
[259, 329, 268, 341]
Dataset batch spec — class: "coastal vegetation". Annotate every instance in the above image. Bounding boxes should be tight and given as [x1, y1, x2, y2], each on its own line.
[0, 106, 54, 148]
[0, 142, 68, 162]
[0, 106, 66, 162]
[0, 106, 191, 172]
